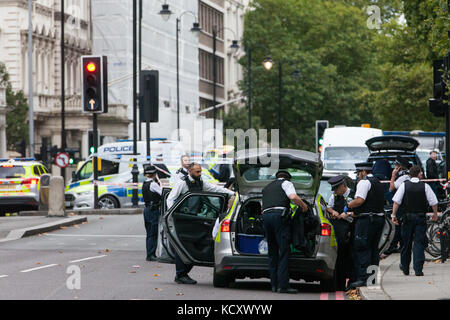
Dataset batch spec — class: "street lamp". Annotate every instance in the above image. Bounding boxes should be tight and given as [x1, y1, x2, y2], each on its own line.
[159, 4, 201, 141]
[212, 25, 240, 148]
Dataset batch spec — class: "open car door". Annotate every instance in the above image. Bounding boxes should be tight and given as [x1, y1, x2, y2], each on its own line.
[378, 207, 395, 253]
[162, 191, 228, 266]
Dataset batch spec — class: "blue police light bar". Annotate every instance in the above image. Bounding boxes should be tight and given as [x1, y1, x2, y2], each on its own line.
[383, 131, 445, 137]
[0, 159, 10, 162]
[12, 158, 36, 161]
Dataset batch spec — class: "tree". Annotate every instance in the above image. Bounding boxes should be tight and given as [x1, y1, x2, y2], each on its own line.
[0, 62, 29, 151]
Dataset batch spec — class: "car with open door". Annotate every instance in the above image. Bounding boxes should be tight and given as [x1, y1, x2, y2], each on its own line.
[162, 149, 351, 292]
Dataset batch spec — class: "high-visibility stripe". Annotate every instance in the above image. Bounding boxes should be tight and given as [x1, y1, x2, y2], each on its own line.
[215, 192, 238, 243]
[316, 194, 337, 247]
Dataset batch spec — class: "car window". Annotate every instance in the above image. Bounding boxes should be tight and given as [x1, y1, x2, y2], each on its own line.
[323, 147, 370, 171]
[175, 195, 224, 220]
[100, 160, 119, 176]
[33, 165, 41, 176]
[41, 166, 49, 174]
[242, 167, 313, 187]
[0, 165, 26, 178]
[318, 180, 333, 204]
[78, 161, 93, 180]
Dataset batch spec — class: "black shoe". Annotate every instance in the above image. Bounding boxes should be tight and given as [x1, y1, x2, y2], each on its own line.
[348, 280, 366, 289]
[277, 287, 298, 294]
[175, 275, 197, 285]
[271, 286, 277, 293]
[399, 264, 409, 275]
[415, 271, 424, 276]
[146, 254, 158, 261]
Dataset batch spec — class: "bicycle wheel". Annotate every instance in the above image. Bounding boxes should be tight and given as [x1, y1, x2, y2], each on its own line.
[426, 225, 442, 258]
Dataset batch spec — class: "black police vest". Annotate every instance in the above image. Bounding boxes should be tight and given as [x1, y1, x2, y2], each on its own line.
[176, 167, 188, 179]
[182, 175, 204, 192]
[262, 179, 291, 210]
[354, 176, 385, 214]
[333, 189, 355, 213]
[403, 181, 428, 214]
[142, 179, 161, 208]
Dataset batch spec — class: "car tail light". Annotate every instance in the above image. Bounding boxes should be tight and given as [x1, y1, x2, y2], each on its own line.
[221, 219, 230, 233]
[321, 223, 332, 237]
[21, 178, 39, 185]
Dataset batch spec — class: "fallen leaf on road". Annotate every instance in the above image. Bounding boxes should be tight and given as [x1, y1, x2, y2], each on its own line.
[82, 222, 87, 224]
[73, 224, 80, 228]
[176, 293, 184, 296]
[37, 234, 41, 236]
[36, 262, 41, 265]
[67, 212, 75, 216]
[132, 265, 140, 268]
[154, 288, 163, 291]
[435, 260, 441, 264]
[99, 217, 104, 220]
[60, 226, 67, 229]
[153, 274, 160, 277]
[105, 249, 110, 253]
[156, 265, 162, 268]
[130, 270, 137, 273]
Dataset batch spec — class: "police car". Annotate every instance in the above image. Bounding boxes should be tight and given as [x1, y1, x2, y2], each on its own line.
[0, 158, 49, 215]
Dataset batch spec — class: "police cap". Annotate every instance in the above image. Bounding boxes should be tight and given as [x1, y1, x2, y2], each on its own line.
[275, 170, 292, 180]
[144, 165, 157, 175]
[327, 175, 346, 190]
[355, 162, 373, 172]
[394, 155, 411, 169]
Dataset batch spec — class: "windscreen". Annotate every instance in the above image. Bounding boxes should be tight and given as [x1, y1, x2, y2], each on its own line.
[242, 167, 314, 188]
[323, 147, 369, 171]
[0, 165, 26, 178]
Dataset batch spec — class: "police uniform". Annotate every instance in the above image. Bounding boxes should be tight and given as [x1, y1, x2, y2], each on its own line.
[142, 165, 163, 261]
[392, 176, 438, 275]
[349, 162, 385, 288]
[167, 170, 235, 285]
[261, 170, 298, 294]
[174, 167, 189, 184]
[327, 175, 355, 291]
[386, 156, 411, 254]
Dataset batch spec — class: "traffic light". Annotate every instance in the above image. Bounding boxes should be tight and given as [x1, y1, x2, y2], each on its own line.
[139, 70, 159, 123]
[81, 55, 108, 113]
[15, 139, 26, 157]
[315, 120, 329, 154]
[429, 58, 448, 117]
[87, 129, 100, 155]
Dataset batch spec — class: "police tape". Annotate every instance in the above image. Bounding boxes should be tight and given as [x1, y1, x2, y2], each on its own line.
[93, 180, 172, 189]
[379, 178, 447, 183]
[87, 153, 233, 165]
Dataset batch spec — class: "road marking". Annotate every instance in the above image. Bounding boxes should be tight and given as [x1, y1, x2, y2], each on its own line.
[69, 255, 107, 263]
[20, 264, 58, 273]
[320, 293, 329, 300]
[0, 275, 8, 278]
[45, 234, 145, 238]
[335, 291, 345, 300]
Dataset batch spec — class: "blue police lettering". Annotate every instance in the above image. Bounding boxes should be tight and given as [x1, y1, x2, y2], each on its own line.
[103, 146, 133, 153]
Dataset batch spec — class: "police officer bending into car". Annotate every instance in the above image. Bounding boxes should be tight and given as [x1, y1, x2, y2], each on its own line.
[261, 170, 309, 294]
[142, 165, 163, 262]
[392, 165, 438, 276]
[326, 175, 355, 291]
[347, 162, 385, 290]
[167, 162, 235, 285]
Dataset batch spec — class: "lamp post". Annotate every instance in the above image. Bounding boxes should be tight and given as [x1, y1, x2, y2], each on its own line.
[131, 0, 138, 207]
[159, 4, 201, 141]
[212, 26, 240, 148]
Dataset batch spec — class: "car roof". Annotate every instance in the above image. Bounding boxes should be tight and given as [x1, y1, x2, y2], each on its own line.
[235, 148, 320, 165]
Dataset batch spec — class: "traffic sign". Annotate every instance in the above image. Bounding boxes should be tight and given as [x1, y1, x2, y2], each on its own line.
[55, 152, 70, 168]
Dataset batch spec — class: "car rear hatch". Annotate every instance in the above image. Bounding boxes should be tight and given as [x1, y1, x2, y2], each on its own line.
[0, 164, 33, 195]
[365, 135, 420, 153]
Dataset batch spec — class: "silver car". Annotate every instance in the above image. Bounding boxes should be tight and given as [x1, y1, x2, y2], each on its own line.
[162, 149, 358, 291]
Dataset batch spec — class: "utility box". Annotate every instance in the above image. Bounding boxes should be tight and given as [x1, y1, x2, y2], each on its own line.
[48, 176, 65, 217]
[39, 174, 51, 211]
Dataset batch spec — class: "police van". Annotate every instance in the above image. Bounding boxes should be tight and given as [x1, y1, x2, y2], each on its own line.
[65, 139, 185, 209]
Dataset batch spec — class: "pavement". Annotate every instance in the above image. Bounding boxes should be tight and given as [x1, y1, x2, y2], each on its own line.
[360, 252, 450, 300]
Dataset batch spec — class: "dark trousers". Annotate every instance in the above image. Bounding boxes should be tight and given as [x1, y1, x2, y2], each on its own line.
[144, 206, 160, 257]
[354, 215, 385, 282]
[173, 246, 193, 278]
[400, 215, 427, 273]
[388, 224, 404, 251]
[332, 219, 353, 290]
[262, 209, 291, 290]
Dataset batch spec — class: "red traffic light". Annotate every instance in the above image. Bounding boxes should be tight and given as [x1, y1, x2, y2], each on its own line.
[86, 62, 97, 73]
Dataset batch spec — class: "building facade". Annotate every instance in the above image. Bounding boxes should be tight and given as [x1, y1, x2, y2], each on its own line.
[0, 0, 130, 178]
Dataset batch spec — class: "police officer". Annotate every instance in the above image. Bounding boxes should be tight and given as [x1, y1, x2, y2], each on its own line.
[167, 162, 235, 285]
[326, 175, 355, 291]
[174, 155, 190, 184]
[392, 165, 438, 276]
[385, 156, 411, 255]
[142, 165, 163, 261]
[262, 170, 309, 294]
[347, 162, 386, 289]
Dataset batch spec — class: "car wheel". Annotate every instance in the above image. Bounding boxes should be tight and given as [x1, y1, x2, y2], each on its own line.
[98, 195, 119, 209]
[213, 267, 234, 288]
[320, 269, 337, 292]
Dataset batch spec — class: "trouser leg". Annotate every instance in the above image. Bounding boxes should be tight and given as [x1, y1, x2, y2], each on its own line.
[354, 218, 370, 282]
[413, 217, 427, 273]
[400, 219, 414, 270]
[263, 212, 279, 289]
[148, 208, 160, 256]
[276, 220, 291, 290]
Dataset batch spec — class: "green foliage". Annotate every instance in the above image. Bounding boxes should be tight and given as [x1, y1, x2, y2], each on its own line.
[0, 62, 29, 150]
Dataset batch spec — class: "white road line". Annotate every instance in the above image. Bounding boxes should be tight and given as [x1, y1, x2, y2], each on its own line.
[20, 264, 58, 273]
[0, 275, 8, 278]
[69, 255, 108, 263]
[45, 234, 145, 238]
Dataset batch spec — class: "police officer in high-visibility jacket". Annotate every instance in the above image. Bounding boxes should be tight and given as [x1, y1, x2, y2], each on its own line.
[392, 165, 438, 276]
[142, 165, 163, 261]
[326, 175, 355, 291]
[262, 170, 309, 294]
[347, 162, 386, 289]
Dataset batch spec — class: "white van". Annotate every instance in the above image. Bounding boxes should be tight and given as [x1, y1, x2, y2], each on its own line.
[321, 126, 383, 179]
[69, 139, 185, 186]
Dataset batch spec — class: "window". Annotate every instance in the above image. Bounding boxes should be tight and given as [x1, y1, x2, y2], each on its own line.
[0, 166, 26, 178]
[100, 160, 119, 176]
[199, 1, 224, 39]
[199, 49, 224, 85]
[175, 195, 224, 220]
[323, 147, 370, 171]
[33, 166, 41, 176]
[242, 167, 314, 187]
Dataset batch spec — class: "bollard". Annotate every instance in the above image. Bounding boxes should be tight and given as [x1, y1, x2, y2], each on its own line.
[48, 176, 65, 217]
[39, 174, 51, 211]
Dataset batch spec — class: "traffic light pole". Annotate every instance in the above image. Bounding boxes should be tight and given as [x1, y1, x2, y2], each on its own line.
[93, 113, 99, 209]
[131, 0, 139, 207]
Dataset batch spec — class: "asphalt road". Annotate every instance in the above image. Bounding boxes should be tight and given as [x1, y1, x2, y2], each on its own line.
[0, 215, 346, 300]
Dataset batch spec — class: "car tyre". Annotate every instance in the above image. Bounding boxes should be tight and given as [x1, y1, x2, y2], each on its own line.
[98, 195, 120, 209]
[213, 267, 234, 288]
[320, 269, 337, 292]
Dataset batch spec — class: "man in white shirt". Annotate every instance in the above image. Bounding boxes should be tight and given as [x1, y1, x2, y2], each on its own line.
[167, 163, 235, 285]
[173, 155, 191, 185]
[392, 165, 438, 276]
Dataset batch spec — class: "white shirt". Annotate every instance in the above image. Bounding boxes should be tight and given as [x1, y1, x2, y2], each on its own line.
[392, 177, 438, 206]
[354, 175, 374, 200]
[167, 176, 235, 209]
[327, 188, 351, 209]
[146, 178, 162, 195]
[394, 174, 411, 190]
